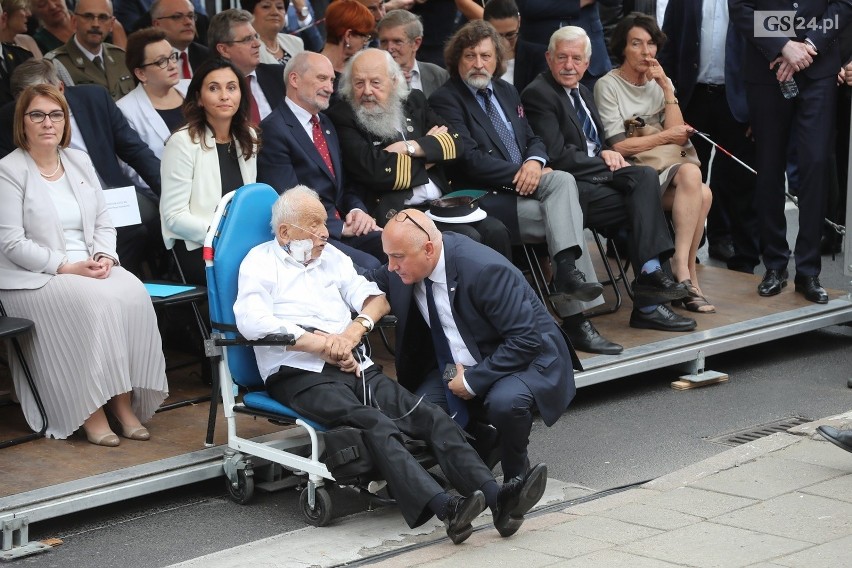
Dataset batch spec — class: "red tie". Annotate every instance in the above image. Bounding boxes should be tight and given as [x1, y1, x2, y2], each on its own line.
[180, 51, 191, 79]
[247, 75, 261, 126]
[311, 115, 335, 177]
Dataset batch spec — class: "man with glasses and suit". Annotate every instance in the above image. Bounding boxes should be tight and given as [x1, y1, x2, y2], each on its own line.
[150, 0, 208, 78]
[208, 8, 285, 124]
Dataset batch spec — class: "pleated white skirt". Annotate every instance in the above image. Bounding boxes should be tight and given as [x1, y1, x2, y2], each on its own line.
[2, 267, 168, 439]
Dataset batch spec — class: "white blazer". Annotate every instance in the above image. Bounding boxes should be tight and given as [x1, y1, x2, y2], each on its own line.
[258, 32, 305, 65]
[0, 148, 117, 290]
[116, 80, 191, 160]
[160, 126, 258, 251]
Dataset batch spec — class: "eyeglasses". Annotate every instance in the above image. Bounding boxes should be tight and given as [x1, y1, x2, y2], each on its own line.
[155, 12, 197, 22]
[25, 110, 66, 123]
[74, 12, 113, 23]
[499, 29, 520, 41]
[386, 210, 430, 240]
[140, 52, 179, 69]
[225, 33, 260, 45]
[356, 32, 373, 42]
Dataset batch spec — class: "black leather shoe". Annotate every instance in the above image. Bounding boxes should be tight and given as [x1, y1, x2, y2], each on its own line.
[631, 269, 688, 307]
[794, 275, 828, 304]
[708, 241, 735, 262]
[444, 490, 486, 545]
[494, 463, 548, 538]
[630, 305, 697, 332]
[757, 268, 788, 296]
[552, 267, 604, 302]
[816, 425, 852, 454]
[562, 318, 623, 355]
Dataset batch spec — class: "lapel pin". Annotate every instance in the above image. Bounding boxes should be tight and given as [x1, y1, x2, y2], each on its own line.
[517, 105, 525, 118]
[406, 125, 414, 132]
[325, 130, 330, 135]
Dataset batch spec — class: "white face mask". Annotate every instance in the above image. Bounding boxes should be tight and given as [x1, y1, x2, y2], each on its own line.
[283, 238, 314, 264]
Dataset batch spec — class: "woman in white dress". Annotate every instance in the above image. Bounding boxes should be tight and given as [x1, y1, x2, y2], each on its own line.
[0, 84, 168, 446]
[242, 0, 305, 66]
[118, 27, 190, 160]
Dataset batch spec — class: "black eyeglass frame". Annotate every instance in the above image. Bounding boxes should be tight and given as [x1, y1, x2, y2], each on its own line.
[140, 52, 180, 69]
[386, 210, 430, 240]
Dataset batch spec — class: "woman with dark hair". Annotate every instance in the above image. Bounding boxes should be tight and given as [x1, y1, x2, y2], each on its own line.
[240, 0, 305, 66]
[118, 28, 189, 161]
[0, 84, 168, 445]
[594, 12, 715, 314]
[160, 58, 260, 284]
[320, 0, 374, 76]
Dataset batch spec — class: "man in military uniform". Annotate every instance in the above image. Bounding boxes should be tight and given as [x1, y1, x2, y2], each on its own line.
[45, 0, 134, 101]
[327, 48, 512, 259]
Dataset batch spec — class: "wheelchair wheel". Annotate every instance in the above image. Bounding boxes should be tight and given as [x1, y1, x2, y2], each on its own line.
[300, 486, 333, 527]
[225, 467, 255, 504]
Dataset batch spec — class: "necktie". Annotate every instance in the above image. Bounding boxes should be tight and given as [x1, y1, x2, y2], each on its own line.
[477, 87, 522, 164]
[93, 55, 104, 72]
[247, 75, 261, 125]
[310, 115, 335, 177]
[424, 278, 469, 427]
[180, 51, 191, 79]
[570, 88, 602, 155]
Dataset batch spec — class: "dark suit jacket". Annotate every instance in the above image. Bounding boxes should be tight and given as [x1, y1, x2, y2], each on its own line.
[1, 43, 34, 105]
[0, 85, 161, 198]
[658, 0, 749, 122]
[728, 0, 852, 84]
[416, 60, 449, 98]
[257, 100, 367, 238]
[255, 63, 286, 113]
[327, 89, 463, 219]
[428, 76, 547, 192]
[187, 42, 209, 72]
[367, 231, 576, 426]
[522, 72, 615, 188]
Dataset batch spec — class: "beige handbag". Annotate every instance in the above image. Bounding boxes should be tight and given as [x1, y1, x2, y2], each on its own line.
[624, 118, 701, 173]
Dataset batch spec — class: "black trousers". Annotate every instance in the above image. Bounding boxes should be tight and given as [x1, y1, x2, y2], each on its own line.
[746, 75, 837, 276]
[579, 164, 675, 269]
[685, 84, 760, 272]
[266, 364, 494, 528]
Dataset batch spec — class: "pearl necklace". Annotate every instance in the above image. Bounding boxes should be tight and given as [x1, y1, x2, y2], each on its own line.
[263, 39, 280, 54]
[39, 156, 62, 178]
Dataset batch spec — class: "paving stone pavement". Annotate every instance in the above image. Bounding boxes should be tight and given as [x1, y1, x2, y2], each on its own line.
[167, 412, 852, 568]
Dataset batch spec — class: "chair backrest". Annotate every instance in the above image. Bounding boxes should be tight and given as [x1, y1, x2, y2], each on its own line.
[205, 183, 279, 389]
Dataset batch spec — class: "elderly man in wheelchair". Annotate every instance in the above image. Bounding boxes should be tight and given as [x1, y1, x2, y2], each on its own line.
[232, 185, 547, 544]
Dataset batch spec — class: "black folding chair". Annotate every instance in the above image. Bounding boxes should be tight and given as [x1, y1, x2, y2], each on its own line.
[0, 300, 47, 449]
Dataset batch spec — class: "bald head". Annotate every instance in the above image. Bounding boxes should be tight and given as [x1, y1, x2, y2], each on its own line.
[383, 209, 442, 285]
[271, 186, 330, 262]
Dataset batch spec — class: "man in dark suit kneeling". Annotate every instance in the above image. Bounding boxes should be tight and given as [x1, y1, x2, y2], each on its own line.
[368, 207, 574, 488]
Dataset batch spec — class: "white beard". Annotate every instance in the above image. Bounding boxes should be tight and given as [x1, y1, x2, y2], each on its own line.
[353, 96, 405, 141]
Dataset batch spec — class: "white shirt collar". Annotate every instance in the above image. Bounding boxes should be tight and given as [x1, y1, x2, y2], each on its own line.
[285, 95, 315, 128]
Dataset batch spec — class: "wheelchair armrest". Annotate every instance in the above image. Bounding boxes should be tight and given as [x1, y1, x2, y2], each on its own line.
[377, 315, 397, 327]
[214, 333, 296, 346]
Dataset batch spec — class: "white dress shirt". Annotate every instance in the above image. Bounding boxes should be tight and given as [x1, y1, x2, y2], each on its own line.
[234, 239, 382, 380]
[408, 60, 423, 92]
[413, 247, 477, 394]
[697, 0, 728, 85]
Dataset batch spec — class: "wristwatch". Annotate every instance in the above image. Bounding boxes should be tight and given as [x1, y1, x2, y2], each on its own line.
[404, 141, 416, 156]
[353, 316, 373, 333]
[299, 6, 309, 19]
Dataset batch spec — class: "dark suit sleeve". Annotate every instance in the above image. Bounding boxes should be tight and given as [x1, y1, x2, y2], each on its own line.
[0, 103, 14, 158]
[362, 265, 391, 292]
[327, 102, 432, 192]
[256, 116, 302, 194]
[464, 263, 544, 395]
[104, 89, 162, 196]
[806, 1, 852, 52]
[522, 78, 610, 180]
[657, 1, 680, 82]
[428, 85, 522, 189]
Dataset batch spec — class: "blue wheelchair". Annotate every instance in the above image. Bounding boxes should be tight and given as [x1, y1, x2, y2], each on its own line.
[203, 183, 338, 525]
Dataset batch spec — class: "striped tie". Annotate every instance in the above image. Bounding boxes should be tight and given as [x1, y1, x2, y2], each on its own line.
[570, 88, 601, 155]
